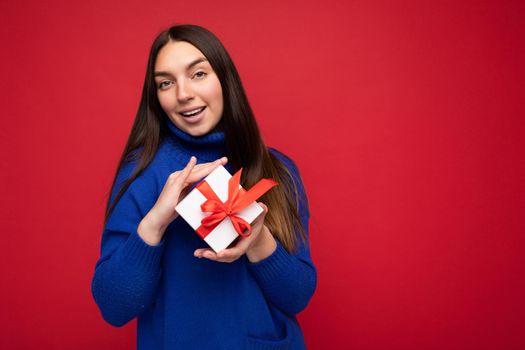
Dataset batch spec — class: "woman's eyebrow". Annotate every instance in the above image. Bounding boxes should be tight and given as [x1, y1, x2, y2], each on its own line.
[154, 57, 209, 78]
[186, 57, 208, 69]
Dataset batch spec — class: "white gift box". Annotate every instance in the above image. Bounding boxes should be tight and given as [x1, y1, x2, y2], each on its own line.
[175, 165, 264, 253]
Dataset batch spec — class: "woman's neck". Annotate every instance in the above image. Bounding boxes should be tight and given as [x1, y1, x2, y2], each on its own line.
[165, 117, 227, 162]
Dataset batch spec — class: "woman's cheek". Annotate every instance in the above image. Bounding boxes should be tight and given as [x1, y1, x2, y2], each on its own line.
[157, 93, 170, 110]
[203, 77, 223, 108]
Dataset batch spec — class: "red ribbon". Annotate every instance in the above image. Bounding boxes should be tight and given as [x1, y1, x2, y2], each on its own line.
[195, 168, 277, 239]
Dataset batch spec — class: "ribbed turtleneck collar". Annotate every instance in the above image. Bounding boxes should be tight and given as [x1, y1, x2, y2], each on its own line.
[165, 117, 227, 162]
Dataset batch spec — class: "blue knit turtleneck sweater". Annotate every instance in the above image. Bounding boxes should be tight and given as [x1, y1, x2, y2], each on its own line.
[91, 118, 317, 350]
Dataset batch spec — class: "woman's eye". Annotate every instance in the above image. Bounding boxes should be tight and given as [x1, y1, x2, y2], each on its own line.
[158, 81, 172, 89]
[193, 71, 207, 79]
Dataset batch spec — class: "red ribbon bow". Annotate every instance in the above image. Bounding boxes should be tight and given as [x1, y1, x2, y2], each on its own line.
[195, 168, 277, 238]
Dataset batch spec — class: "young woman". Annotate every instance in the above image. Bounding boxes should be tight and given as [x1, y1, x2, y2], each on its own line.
[91, 24, 317, 350]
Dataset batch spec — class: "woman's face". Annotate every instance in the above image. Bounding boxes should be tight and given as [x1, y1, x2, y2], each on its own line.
[154, 41, 224, 136]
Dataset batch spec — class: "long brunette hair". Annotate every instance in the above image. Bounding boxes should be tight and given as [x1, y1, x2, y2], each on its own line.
[104, 24, 306, 252]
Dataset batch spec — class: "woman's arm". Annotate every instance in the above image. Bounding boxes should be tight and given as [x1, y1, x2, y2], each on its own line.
[246, 199, 317, 316]
[91, 172, 166, 327]
[247, 150, 317, 316]
[91, 157, 227, 327]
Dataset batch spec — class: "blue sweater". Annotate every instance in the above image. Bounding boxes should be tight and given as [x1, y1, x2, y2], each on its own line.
[91, 118, 317, 350]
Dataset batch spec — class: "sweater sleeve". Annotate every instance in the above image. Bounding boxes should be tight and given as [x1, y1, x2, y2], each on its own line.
[247, 150, 317, 316]
[91, 161, 166, 327]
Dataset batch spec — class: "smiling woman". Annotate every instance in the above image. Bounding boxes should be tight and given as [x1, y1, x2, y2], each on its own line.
[154, 41, 224, 136]
[91, 24, 317, 350]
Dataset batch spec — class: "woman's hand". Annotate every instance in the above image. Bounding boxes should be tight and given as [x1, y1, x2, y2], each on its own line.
[193, 202, 277, 263]
[138, 156, 228, 245]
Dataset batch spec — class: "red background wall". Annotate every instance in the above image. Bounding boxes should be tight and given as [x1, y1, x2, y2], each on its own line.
[2, 0, 524, 349]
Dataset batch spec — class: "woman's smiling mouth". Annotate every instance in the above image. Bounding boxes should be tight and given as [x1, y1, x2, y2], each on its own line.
[178, 106, 207, 124]
[179, 106, 206, 117]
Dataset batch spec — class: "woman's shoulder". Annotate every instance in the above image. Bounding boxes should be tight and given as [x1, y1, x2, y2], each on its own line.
[267, 147, 310, 218]
[124, 139, 176, 173]
[267, 147, 307, 194]
[268, 147, 302, 179]
[111, 141, 175, 196]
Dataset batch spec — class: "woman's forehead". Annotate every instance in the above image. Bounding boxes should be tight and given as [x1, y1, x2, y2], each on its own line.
[155, 41, 208, 71]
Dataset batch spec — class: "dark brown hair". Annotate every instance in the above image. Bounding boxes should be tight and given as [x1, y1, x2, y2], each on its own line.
[104, 24, 306, 252]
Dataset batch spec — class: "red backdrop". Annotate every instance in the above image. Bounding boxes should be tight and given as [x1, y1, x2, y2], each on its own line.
[2, 0, 524, 349]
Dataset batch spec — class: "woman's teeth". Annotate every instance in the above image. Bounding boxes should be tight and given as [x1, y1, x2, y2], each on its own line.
[180, 107, 205, 117]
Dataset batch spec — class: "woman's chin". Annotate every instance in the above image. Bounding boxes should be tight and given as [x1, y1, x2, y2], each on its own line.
[184, 124, 212, 137]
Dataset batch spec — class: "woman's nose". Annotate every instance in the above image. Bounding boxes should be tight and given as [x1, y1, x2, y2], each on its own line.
[176, 81, 194, 101]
